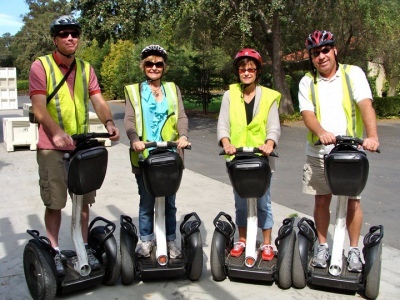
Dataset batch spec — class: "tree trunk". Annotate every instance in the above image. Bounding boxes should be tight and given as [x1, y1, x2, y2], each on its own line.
[271, 11, 294, 115]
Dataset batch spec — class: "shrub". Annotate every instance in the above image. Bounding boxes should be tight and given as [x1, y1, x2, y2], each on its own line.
[18, 80, 29, 94]
[373, 96, 400, 117]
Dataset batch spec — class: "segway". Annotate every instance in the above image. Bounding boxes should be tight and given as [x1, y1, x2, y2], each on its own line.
[23, 132, 121, 300]
[292, 136, 383, 299]
[210, 147, 295, 288]
[120, 141, 203, 285]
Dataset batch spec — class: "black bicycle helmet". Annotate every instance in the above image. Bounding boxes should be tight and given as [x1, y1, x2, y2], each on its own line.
[305, 30, 335, 50]
[50, 15, 81, 37]
[141, 45, 168, 62]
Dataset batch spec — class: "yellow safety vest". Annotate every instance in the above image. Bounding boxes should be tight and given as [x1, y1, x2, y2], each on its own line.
[124, 82, 179, 167]
[306, 64, 364, 144]
[229, 83, 281, 153]
[37, 54, 90, 135]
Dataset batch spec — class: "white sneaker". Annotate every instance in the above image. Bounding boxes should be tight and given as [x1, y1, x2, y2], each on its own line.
[167, 240, 182, 258]
[136, 240, 155, 257]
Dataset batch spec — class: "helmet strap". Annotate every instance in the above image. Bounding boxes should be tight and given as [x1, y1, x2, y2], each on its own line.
[56, 48, 75, 59]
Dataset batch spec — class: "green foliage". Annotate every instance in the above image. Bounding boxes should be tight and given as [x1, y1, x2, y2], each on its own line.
[8, 0, 73, 79]
[373, 97, 400, 117]
[100, 40, 138, 99]
[367, 76, 378, 97]
[18, 79, 29, 93]
[77, 39, 111, 84]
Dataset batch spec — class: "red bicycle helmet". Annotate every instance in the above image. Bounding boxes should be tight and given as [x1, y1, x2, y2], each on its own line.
[233, 48, 263, 67]
[305, 30, 335, 50]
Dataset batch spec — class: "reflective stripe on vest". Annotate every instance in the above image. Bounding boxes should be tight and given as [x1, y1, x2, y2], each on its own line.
[306, 63, 363, 144]
[38, 54, 90, 135]
[228, 83, 281, 158]
[125, 82, 179, 166]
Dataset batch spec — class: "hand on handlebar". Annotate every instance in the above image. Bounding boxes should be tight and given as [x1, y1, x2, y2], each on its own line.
[132, 141, 146, 152]
[177, 135, 191, 149]
[316, 131, 337, 146]
[222, 144, 236, 155]
[362, 137, 380, 153]
[53, 131, 74, 148]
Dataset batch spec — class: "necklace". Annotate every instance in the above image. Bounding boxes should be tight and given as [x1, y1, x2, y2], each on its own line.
[151, 86, 161, 97]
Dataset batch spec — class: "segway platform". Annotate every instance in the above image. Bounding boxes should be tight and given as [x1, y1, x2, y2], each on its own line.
[309, 256, 361, 291]
[58, 250, 104, 294]
[226, 241, 277, 282]
[136, 249, 186, 279]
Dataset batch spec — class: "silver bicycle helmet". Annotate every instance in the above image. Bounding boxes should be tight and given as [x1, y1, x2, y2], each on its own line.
[141, 45, 168, 62]
[50, 15, 81, 37]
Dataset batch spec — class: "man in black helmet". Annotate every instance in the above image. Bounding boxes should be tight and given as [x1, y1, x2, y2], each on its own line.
[298, 29, 379, 273]
[29, 15, 120, 276]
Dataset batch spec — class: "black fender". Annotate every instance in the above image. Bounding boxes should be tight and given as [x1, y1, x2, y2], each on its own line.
[275, 217, 295, 266]
[120, 215, 139, 244]
[296, 217, 317, 272]
[180, 212, 202, 240]
[88, 218, 121, 285]
[213, 212, 235, 243]
[363, 225, 384, 277]
[214, 222, 231, 265]
[180, 212, 202, 259]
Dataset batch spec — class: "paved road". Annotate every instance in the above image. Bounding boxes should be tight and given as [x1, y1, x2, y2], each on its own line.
[0, 96, 399, 299]
[14, 96, 400, 250]
[109, 100, 400, 250]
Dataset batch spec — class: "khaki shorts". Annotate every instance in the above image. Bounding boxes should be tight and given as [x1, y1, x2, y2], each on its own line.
[37, 150, 96, 210]
[302, 155, 361, 199]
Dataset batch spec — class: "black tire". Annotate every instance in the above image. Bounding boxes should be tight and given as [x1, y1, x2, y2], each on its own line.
[185, 231, 203, 281]
[23, 241, 57, 300]
[364, 243, 382, 299]
[210, 230, 227, 281]
[89, 227, 121, 285]
[277, 230, 295, 289]
[120, 227, 136, 285]
[292, 236, 307, 289]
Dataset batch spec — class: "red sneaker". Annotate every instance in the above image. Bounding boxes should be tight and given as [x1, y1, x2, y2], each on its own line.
[230, 241, 245, 257]
[260, 244, 274, 261]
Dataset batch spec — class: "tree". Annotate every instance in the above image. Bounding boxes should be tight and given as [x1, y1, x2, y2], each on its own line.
[10, 0, 73, 79]
[71, 0, 165, 44]
[0, 33, 15, 67]
[100, 40, 138, 99]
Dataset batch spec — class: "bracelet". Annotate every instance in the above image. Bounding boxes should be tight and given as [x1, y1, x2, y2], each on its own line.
[104, 119, 115, 127]
[180, 134, 188, 140]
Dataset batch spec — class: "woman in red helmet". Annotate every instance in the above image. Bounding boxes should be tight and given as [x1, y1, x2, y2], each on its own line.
[217, 48, 281, 260]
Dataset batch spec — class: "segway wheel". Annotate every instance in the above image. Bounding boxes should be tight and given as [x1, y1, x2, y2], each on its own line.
[364, 243, 382, 299]
[185, 231, 203, 281]
[292, 237, 307, 289]
[210, 230, 228, 281]
[89, 227, 121, 285]
[120, 227, 136, 285]
[277, 230, 295, 289]
[23, 241, 57, 300]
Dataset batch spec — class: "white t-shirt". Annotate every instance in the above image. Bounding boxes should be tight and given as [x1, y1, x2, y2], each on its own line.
[298, 65, 373, 157]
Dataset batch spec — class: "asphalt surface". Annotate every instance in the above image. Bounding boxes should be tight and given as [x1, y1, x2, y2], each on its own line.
[106, 98, 400, 250]
[0, 96, 399, 299]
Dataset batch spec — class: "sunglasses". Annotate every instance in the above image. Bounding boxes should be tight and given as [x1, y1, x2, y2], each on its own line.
[57, 31, 80, 38]
[144, 61, 164, 68]
[238, 68, 257, 74]
[311, 47, 332, 58]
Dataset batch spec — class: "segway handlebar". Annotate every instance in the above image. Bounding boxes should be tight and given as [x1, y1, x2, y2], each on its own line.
[219, 147, 278, 157]
[314, 135, 380, 153]
[72, 132, 112, 141]
[144, 141, 192, 150]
